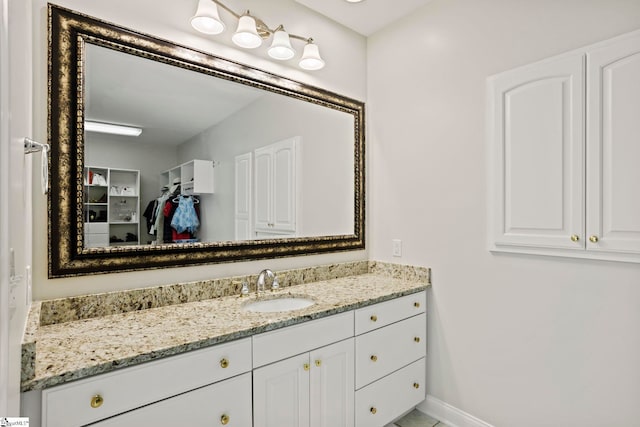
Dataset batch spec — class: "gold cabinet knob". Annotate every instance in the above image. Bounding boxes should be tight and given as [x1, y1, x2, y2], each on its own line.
[315, 360, 321, 367]
[370, 355, 378, 362]
[570, 234, 580, 242]
[220, 414, 230, 425]
[414, 302, 420, 308]
[303, 363, 310, 371]
[370, 315, 377, 322]
[413, 382, 420, 389]
[220, 358, 229, 369]
[589, 235, 599, 243]
[370, 407, 377, 414]
[90, 394, 104, 409]
[414, 336, 420, 343]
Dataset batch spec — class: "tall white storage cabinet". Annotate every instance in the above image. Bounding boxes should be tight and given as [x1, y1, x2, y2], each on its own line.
[254, 137, 298, 236]
[489, 29, 640, 263]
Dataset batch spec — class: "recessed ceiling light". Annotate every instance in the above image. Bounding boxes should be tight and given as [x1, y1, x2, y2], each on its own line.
[345, 0, 365, 3]
[84, 121, 143, 137]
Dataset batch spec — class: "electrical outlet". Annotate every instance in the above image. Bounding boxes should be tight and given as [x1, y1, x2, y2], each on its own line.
[392, 239, 402, 257]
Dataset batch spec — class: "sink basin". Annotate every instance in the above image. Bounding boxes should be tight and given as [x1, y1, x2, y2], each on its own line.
[243, 296, 315, 313]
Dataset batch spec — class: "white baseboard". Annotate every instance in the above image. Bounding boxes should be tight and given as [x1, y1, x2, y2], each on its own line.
[416, 395, 494, 427]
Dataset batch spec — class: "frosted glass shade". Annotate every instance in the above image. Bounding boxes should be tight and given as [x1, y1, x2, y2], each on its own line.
[268, 30, 295, 60]
[190, 0, 225, 35]
[299, 42, 325, 70]
[232, 15, 262, 49]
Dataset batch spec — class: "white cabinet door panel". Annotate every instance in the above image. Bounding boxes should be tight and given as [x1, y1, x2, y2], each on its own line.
[587, 32, 640, 253]
[253, 353, 311, 427]
[310, 339, 354, 427]
[490, 53, 584, 249]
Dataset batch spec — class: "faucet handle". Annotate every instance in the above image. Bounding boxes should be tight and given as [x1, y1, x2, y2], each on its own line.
[240, 281, 250, 297]
[271, 277, 279, 291]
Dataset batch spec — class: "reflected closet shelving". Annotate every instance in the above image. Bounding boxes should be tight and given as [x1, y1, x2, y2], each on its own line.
[84, 166, 140, 248]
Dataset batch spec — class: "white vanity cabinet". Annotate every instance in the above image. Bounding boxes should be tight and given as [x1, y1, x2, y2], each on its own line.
[28, 291, 428, 427]
[489, 29, 640, 263]
[354, 292, 427, 427]
[252, 312, 354, 427]
[40, 338, 252, 427]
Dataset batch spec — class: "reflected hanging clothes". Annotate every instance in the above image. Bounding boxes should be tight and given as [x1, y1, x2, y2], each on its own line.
[171, 196, 200, 234]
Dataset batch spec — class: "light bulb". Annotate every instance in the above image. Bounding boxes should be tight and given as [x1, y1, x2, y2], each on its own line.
[299, 42, 325, 70]
[268, 28, 295, 60]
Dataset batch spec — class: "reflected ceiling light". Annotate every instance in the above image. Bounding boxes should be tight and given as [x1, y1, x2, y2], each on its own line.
[190, 0, 225, 35]
[190, 0, 325, 70]
[84, 121, 143, 137]
[299, 40, 325, 71]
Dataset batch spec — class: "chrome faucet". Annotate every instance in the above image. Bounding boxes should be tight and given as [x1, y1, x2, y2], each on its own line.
[256, 269, 279, 296]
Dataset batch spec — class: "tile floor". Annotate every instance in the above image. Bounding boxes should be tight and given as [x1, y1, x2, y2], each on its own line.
[388, 409, 451, 427]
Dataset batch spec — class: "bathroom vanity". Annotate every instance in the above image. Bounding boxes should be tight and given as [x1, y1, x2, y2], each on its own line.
[21, 262, 429, 427]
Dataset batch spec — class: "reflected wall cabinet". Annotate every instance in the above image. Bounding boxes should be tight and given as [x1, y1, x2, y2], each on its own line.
[160, 159, 214, 195]
[84, 166, 140, 247]
[488, 29, 640, 263]
[254, 137, 299, 237]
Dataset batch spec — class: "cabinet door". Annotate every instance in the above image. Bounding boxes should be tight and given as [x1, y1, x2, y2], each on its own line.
[90, 373, 252, 427]
[254, 146, 273, 232]
[489, 53, 584, 249]
[272, 139, 296, 232]
[310, 339, 354, 427]
[253, 353, 310, 427]
[586, 32, 640, 253]
[234, 153, 252, 240]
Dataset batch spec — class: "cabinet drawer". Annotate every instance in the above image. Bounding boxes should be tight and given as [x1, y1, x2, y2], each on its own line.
[355, 313, 426, 389]
[91, 372, 252, 426]
[355, 358, 426, 427]
[252, 311, 354, 368]
[85, 223, 109, 234]
[42, 338, 251, 427]
[355, 291, 425, 335]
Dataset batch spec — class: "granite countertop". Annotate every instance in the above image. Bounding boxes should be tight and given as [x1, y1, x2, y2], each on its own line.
[22, 267, 429, 392]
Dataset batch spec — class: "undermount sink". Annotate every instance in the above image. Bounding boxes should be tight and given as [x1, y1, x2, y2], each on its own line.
[243, 296, 315, 313]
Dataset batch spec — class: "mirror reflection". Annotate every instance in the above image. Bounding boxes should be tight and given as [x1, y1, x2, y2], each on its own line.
[83, 44, 355, 248]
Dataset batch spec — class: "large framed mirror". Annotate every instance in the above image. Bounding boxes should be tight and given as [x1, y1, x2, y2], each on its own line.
[48, 4, 365, 278]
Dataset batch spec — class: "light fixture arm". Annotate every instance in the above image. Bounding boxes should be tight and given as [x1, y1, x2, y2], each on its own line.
[210, 0, 313, 41]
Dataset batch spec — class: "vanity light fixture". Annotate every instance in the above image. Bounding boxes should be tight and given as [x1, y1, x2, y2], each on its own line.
[84, 121, 143, 137]
[190, 0, 325, 70]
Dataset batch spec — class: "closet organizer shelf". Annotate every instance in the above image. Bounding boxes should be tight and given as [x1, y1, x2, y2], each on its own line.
[84, 166, 140, 248]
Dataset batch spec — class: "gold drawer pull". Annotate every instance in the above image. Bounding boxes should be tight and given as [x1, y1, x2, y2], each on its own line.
[220, 414, 230, 425]
[370, 355, 378, 362]
[315, 360, 322, 367]
[304, 363, 310, 371]
[90, 394, 104, 409]
[570, 234, 580, 242]
[370, 407, 377, 414]
[589, 235, 599, 243]
[414, 336, 420, 343]
[220, 358, 229, 369]
[370, 315, 377, 322]
[414, 302, 420, 308]
[413, 382, 420, 389]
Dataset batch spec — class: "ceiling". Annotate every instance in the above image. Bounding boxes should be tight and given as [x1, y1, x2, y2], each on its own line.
[294, 0, 434, 36]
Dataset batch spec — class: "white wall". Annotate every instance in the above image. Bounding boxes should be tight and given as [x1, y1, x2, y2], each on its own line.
[179, 93, 354, 242]
[367, 0, 640, 425]
[30, 0, 367, 300]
